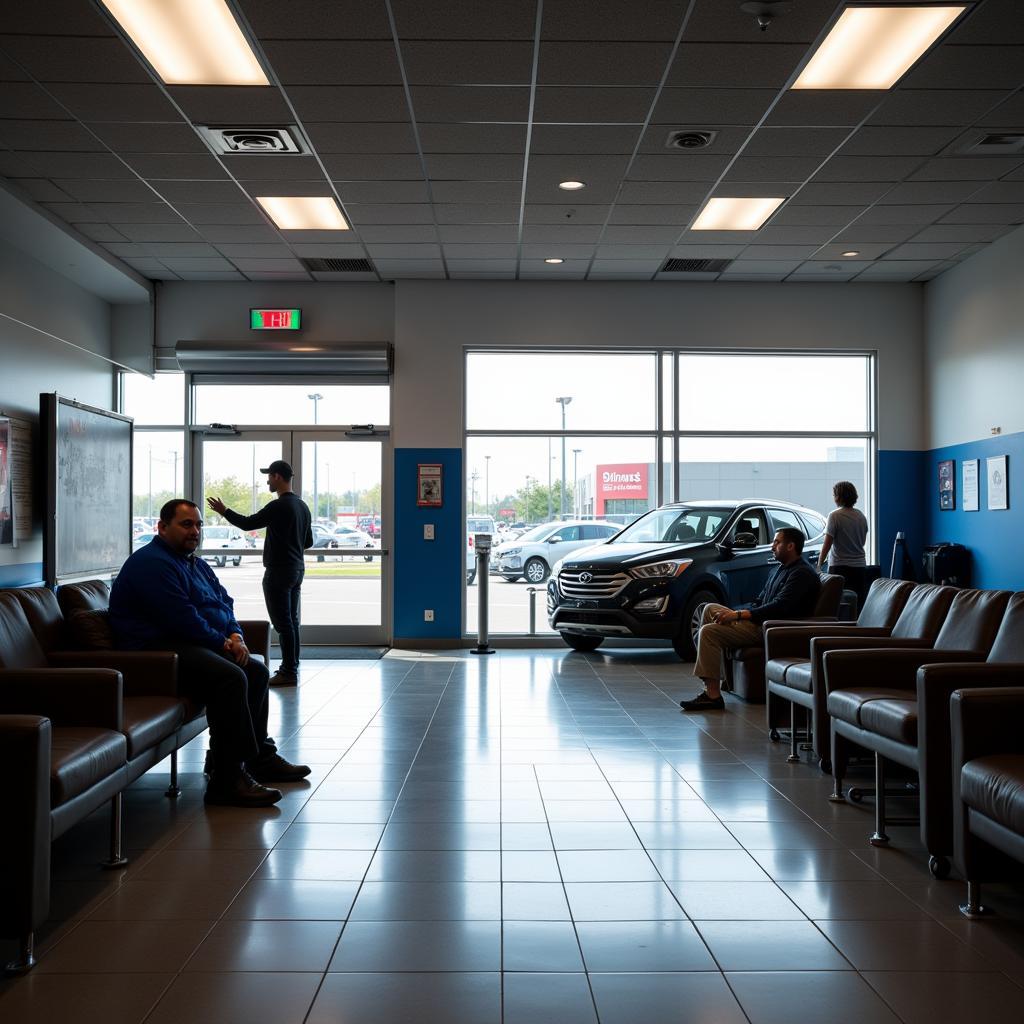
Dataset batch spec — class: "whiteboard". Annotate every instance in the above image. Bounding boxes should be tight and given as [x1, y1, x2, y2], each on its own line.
[43, 394, 132, 584]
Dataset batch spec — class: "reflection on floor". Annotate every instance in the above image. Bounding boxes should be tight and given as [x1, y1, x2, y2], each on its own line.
[3, 649, 1024, 1023]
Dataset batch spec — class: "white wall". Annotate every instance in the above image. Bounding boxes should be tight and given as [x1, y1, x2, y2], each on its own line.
[924, 223, 1024, 450]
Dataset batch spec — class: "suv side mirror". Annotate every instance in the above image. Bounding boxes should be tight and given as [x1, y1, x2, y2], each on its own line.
[548, 535, 563, 543]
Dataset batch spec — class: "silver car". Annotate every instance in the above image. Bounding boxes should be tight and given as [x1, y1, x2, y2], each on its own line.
[494, 520, 621, 584]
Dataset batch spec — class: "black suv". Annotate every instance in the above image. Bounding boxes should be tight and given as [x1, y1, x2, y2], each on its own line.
[547, 499, 826, 659]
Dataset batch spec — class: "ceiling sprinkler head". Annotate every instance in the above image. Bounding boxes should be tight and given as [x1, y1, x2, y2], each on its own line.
[739, 1, 791, 33]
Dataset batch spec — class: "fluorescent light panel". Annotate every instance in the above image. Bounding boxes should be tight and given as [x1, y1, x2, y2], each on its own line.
[256, 197, 349, 231]
[792, 5, 966, 90]
[692, 197, 786, 231]
[101, 0, 269, 86]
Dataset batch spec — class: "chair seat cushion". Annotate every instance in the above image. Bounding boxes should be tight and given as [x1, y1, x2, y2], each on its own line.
[123, 696, 186, 759]
[50, 727, 127, 805]
[962, 755, 1024, 835]
[728, 645, 763, 664]
[859, 698, 918, 745]
[766, 657, 807, 685]
[827, 687, 915, 729]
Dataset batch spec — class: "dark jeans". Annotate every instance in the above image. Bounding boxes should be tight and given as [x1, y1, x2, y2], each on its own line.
[263, 564, 304, 674]
[163, 643, 276, 776]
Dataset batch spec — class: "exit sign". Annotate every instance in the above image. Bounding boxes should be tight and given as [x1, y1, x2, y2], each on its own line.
[250, 308, 301, 330]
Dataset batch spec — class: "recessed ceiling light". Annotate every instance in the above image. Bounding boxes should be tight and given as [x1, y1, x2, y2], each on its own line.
[841, 250, 860, 257]
[692, 196, 786, 231]
[256, 196, 349, 231]
[792, 5, 966, 90]
[100, 0, 269, 86]
[544, 258, 565, 264]
[558, 180, 586, 191]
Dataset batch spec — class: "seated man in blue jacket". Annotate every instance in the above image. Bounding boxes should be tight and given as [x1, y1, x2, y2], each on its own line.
[111, 499, 309, 807]
[680, 527, 820, 712]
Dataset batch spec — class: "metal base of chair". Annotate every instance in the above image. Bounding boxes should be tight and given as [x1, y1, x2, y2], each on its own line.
[959, 882, 991, 919]
[101, 792, 129, 869]
[5, 934, 35, 975]
[165, 750, 181, 798]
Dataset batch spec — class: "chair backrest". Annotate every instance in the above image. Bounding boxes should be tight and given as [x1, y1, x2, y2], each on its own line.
[988, 592, 1024, 663]
[933, 588, 1011, 652]
[57, 579, 111, 616]
[0, 592, 49, 670]
[890, 582, 957, 640]
[814, 573, 844, 617]
[13, 587, 66, 653]
[857, 577, 915, 629]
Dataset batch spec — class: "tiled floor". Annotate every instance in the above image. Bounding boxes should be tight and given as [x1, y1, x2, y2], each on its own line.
[3, 648, 1024, 1023]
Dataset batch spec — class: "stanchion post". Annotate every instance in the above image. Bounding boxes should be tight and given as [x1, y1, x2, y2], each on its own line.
[527, 586, 537, 635]
[471, 533, 495, 655]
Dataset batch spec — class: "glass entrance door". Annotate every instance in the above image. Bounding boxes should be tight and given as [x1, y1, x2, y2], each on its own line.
[195, 430, 388, 646]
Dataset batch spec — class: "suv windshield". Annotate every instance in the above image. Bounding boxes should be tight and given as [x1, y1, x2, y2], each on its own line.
[515, 524, 553, 543]
[467, 518, 495, 533]
[612, 506, 731, 545]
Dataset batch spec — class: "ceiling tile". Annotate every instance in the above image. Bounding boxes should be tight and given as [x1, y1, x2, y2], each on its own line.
[530, 125, 641, 155]
[201, 225, 281, 243]
[168, 86, 293, 125]
[527, 204, 610, 224]
[3, 2, 114, 35]
[335, 182, 431, 203]
[667, 44, 806, 88]
[870, 90, 1010, 127]
[964, 182, 1024, 204]
[652, 88, 775, 126]
[263, 41, 402, 84]
[17, 151, 135, 178]
[431, 182, 522, 203]
[535, 87, 655, 123]
[587, 259, 662, 272]
[73, 222, 129, 242]
[365, 243, 442, 259]
[299, 122, 418, 154]
[741, 244, 820, 260]
[638, 124, 749, 154]
[766, 91, 885, 128]
[229, 257, 307, 272]
[521, 243, 596, 260]
[0, 119, 102, 151]
[877, 181, 983, 205]
[240, 0, 393, 38]
[404, 42, 534, 85]
[176, 271, 247, 281]
[814, 243, 892, 261]
[160, 257, 237, 272]
[771, 206, 863, 227]
[438, 225, 519, 243]
[683, 1, 830, 44]
[444, 259, 518, 272]
[910, 157, 1024, 182]
[418, 123, 527, 153]
[856, 260, 942, 277]
[84, 122, 208, 154]
[441, 244, 519, 260]
[46, 83, 179, 121]
[392, 0, 537, 39]
[543, 0, 687, 41]
[815, 156, 923, 182]
[286, 243, 368, 258]
[947, 3, 1024, 45]
[345, 204, 436, 224]
[538, 42, 673, 86]
[608, 204, 694, 225]
[51, 179, 156, 203]
[9, 178, 74, 202]
[912, 223, 1014, 243]
[790, 182, 895, 206]
[593, 244, 669, 260]
[126, 154, 228, 180]
[0, 35, 150, 83]
[142, 242, 221, 258]
[855, 204, 955, 225]
[521, 224, 602, 243]
[668, 243, 746, 258]
[838, 125, 962, 158]
[616, 181, 707, 204]
[602, 225, 690, 243]
[149, 181, 246, 205]
[742, 127, 850, 158]
[322, 154, 426, 180]
[978, 91, 1024, 128]
[714, 259, 801, 274]
[725, 155, 825, 181]
[940, 203, 1024, 224]
[411, 86, 531, 122]
[113, 223, 203, 242]
[175, 204, 265, 225]
[629, 154, 730, 181]
[901, 46, 1024, 91]
[754, 226, 837, 244]
[426, 154, 524, 179]
[884, 242, 970, 261]
[214, 243, 295, 258]
[289, 86, 410, 122]
[827, 226, 921, 245]
[81, 202, 184, 224]
[0, 82, 69, 119]
[525, 177, 620, 205]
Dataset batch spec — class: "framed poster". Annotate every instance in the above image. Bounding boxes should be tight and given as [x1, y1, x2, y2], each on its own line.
[417, 463, 443, 507]
[962, 459, 979, 511]
[987, 455, 1008, 510]
[938, 459, 955, 510]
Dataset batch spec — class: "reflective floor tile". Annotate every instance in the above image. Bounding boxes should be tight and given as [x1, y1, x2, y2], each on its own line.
[225, 879, 359, 920]
[329, 920, 501, 972]
[543, 800, 629, 822]
[366, 849, 502, 882]
[670, 881, 805, 920]
[276, 822, 385, 849]
[255, 848, 373, 881]
[648, 848, 769, 881]
[564, 881, 686, 921]
[185, 919, 342, 972]
[619, 799, 719, 822]
[556, 850, 662, 882]
[0, 973, 173, 1024]
[167, 818, 291, 850]
[349, 881, 501, 920]
[862, 971, 1024, 1024]
[816, 919, 998, 972]
[503, 972, 597, 1024]
[633, 821, 742, 849]
[548, 822, 643, 850]
[779, 881, 930, 920]
[379, 821, 501, 850]
[576, 920, 717, 972]
[726, 821, 843, 849]
[751, 848, 883, 882]
[87, 879, 241, 921]
[589, 972, 747, 1024]
[294, 800, 396, 823]
[502, 850, 562, 882]
[390, 799, 502, 823]
[129, 848, 268, 882]
[502, 882, 572, 920]
[146, 971, 320, 1024]
[501, 823, 555, 850]
[726, 971, 902, 1024]
[502, 921, 585, 972]
[697, 920, 851, 971]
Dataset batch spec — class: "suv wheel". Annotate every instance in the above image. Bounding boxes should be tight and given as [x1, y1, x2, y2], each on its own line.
[215, 555, 226, 568]
[673, 587, 719, 660]
[562, 633, 603, 653]
[524, 557, 549, 584]
[503, 575, 522, 583]
[232, 557, 241, 567]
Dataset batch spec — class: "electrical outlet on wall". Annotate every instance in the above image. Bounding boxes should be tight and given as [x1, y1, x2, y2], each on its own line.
[424, 523, 435, 540]
[424, 609, 434, 622]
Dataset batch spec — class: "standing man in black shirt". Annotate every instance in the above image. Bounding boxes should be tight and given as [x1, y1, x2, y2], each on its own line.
[208, 459, 313, 686]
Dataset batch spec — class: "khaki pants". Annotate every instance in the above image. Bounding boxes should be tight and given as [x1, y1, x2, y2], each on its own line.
[693, 603, 763, 682]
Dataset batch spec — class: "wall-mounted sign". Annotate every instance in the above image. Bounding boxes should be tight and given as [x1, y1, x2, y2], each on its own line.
[938, 459, 955, 510]
[598, 462, 648, 499]
[987, 455, 1008, 510]
[962, 459, 979, 511]
[250, 308, 301, 330]
[417, 463, 442, 507]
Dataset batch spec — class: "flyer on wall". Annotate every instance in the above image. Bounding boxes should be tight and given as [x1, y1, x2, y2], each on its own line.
[962, 458, 979, 511]
[986, 455, 1008, 510]
[0, 418, 14, 546]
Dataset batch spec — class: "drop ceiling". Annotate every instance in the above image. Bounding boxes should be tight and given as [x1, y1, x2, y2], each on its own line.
[1, 0, 1022, 284]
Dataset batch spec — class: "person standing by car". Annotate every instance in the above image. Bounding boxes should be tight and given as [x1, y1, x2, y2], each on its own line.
[208, 459, 312, 686]
[817, 480, 869, 604]
[679, 528, 819, 711]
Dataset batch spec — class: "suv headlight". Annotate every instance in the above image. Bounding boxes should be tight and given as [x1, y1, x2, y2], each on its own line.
[629, 559, 691, 579]
[506, 546, 522, 555]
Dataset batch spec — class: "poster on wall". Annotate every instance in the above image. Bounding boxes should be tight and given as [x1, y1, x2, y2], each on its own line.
[962, 459, 979, 512]
[987, 455, 1008, 510]
[0, 417, 13, 546]
[417, 463, 443, 507]
[938, 459, 955, 510]
[9, 416, 33, 543]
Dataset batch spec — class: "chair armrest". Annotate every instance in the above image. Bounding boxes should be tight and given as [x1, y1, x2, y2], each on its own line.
[811, 634, 930, 691]
[764, 624, 888, 660]
[952, 687, 1024, 766]
[47, 650, 179, 698]
[239, 620, 271, 663]
[824, 647, 984, 694]
[0, 669, 122, 729]
[919, 662, 1024, 693]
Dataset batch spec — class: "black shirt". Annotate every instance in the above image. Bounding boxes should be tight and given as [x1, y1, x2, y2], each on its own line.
[222, 492, 313, 569]
[749, 558, 821, 624]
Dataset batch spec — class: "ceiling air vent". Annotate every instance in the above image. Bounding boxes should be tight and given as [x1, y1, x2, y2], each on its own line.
[197, 125, 306, 155]
[945, 131, 1024, 156]
[661, 258, 732, 273]
[665, 129, 718, 150]
[301, 258, 375, 273]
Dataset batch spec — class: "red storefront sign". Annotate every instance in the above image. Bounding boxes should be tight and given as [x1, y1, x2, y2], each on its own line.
[597, 463, 648, 500]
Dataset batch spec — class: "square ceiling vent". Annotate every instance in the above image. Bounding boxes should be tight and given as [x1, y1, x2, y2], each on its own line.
[197, 125, 306, 155]
[301, 258, 375, 273]
[661, 258, 732, 273]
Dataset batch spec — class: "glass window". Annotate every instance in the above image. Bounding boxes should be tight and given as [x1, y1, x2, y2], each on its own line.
[122, 372, 185, 425]
[550, 525, 580, 542]
[678, 354, 870, 432]
[193, 384, 389, 426]
[132, 431, 185, 522]
[769, 507, 806, 535]
[730, 509, 769, 545]
[613, 506, 731, 545]
[466, 351, 657, 431]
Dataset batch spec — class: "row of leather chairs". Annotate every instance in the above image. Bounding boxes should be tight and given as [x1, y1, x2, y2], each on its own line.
[761, 578, 1024, 908]
[0, 580, 269, 974]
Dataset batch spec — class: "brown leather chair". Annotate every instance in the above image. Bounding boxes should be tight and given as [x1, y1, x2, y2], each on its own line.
[764, 577, 916, 769]
[723, 572, 845, 704]
[0, 593, 129, 974]
[823, 587, 1013, 877]
[951, 686, 1024, 918]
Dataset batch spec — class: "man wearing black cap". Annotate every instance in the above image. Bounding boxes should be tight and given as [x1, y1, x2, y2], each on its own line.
[208, 460, 313, 686]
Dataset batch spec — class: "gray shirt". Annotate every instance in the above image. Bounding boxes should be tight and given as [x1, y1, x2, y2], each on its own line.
[825, 506, 868, 567]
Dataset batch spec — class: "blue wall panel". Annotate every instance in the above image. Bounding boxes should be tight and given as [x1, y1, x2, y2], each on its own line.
[878, 449, 927, 576]
[393, 448, 463, 639]
[0, 562, 44, 587]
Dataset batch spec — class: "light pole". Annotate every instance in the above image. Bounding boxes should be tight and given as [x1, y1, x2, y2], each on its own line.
[547, 437, 553, 521]
[250, 446, 257, 513]
[308, 393, 322, 520]
[147, 445, 152, 520]
[555, 396, 572, 518]
[470, 469, 479, 514]
[572, 448, 582, 516]
[484, 455, 490, 516]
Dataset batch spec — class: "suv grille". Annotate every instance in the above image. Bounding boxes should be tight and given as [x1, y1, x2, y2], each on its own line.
[558, 569, 630, 599]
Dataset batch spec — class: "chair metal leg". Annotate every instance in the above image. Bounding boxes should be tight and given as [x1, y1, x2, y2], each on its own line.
[165, 749, 181, 798]
[787, 702, 801, 763]
[959, 881, 991, 919]
[829, 730, 847, 802]
[5, 932, 35, 974]
[869, 753, 890, 846]
[102, 792, 129, 869]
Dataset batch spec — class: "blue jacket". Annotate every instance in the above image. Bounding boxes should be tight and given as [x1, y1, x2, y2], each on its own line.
[110, 535, 242, 651]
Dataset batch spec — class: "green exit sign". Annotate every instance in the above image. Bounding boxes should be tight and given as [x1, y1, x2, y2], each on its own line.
[250, 308, 301, 330]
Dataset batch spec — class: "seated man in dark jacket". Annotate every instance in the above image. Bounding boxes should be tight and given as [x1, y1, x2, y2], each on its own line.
[680, 527, 820, 712]
[111, 499, 309, 806]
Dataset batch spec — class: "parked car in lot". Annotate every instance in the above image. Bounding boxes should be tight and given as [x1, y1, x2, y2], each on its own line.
[547, 499, 826, 659]
[358, 514, 382, 538]
[466, 515, 497, 585]
[327, 522, 375, 561]
[494, 520, 622, 584]
[201, 525, 248, 567]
